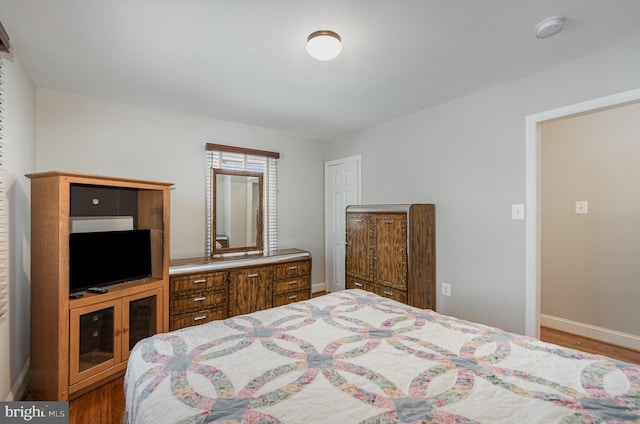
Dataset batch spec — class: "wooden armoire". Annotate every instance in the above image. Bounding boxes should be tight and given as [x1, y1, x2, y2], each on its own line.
[345, 204, 435, 310]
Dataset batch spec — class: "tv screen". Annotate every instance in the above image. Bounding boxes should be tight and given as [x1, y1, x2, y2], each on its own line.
[69, 229, 152, 293]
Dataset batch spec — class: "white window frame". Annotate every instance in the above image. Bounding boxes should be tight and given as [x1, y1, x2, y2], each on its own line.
[205, 145, 278, 256]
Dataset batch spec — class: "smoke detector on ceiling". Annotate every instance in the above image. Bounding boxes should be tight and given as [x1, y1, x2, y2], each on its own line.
[535, 16, 565, 39]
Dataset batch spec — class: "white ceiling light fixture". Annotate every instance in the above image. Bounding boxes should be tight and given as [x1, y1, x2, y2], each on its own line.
[306, 30, 342, 61]
[535, 16, 565, 39]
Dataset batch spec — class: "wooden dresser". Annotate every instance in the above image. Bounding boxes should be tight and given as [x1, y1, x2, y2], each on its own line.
[272, 260, 312, 307]
[169, 249, 311, 330]
[345, 204, 435, 310]
[168, 270, 228, 330]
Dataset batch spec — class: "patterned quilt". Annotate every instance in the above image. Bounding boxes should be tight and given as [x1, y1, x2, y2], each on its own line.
[124, 289, 640, 423]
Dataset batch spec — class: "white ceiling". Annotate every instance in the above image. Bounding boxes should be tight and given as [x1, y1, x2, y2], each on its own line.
[1, 0, 640, 140]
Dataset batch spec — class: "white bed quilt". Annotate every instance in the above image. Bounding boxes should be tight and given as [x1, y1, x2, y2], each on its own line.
[124, 289, 640, 423]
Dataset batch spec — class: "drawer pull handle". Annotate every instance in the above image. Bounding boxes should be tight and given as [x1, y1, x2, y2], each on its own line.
[383, 291, 394, 296]
[288, 295, 298, 300]
[288, 266, 298, 270]
[353, 219, 363, 222]
[288, 280, 298, 285]
[193, 297, 206, 302]
[193, 279, 206, 284]
[383, 220, 394, 224]
[194, 315, 207, 321]
[248, 273, 258, 278]
[354, 282, 363, 287]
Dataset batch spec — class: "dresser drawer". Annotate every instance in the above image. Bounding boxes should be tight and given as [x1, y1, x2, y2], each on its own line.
[169, 308, 227, 331]
[274, 275, 310, 295]
[170, 271, 227, 294]
[170, 289, 227, 315]
[371, 283, 407, 304]
[347, 276, 406, 303]
[346, 275, 374, 291]
[273, 260, 310, 279]
[273, 290, 310, 307]
[229, 266, 272, 282]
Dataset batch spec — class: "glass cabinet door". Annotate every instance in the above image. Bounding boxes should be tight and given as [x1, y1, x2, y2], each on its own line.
[69, 300, 122, 385]
[123, 287, 164, 360]
[68, 287, 164, 385]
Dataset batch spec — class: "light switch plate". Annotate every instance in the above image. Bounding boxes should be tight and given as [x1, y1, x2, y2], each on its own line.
[575, 201, 588, 214]
[512, 204, 525, 220]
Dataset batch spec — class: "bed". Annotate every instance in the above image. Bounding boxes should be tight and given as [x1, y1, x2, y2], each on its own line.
[124, 289, 640, 423]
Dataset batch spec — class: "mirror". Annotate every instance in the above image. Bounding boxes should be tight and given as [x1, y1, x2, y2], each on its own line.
[212, 168, 263, 256]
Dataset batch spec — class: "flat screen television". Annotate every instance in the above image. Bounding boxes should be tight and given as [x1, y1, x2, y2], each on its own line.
[69, 229, 152, 293]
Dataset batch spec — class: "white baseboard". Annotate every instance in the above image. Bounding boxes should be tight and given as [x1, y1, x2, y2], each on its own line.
[312, 281, 327, 294]
[540, 314, 640, 351]
[6, 358, 29, 401]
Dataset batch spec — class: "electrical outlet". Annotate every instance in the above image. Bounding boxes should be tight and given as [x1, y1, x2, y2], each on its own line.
[442, 282, 451, 297]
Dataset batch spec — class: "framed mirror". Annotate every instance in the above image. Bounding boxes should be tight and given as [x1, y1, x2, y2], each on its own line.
[212, 168, 263, 256]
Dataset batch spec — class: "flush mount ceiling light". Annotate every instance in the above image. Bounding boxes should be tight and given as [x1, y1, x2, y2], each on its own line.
[535, 16, 565, 39]
[306, 30, 342, 61]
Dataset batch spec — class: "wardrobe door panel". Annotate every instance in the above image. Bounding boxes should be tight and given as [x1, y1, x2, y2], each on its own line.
[345, 214, 372, 279]
[374, 214, 407, 289]
[228, 267, 272, 316]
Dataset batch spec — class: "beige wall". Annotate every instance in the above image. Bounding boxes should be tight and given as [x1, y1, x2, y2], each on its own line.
[541, 102, 640, 337]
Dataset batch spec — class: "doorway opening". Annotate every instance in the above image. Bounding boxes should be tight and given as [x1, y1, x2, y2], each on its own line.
[524, 88, 640, 340]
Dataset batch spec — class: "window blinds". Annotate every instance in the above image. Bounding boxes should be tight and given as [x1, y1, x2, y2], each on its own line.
[205, 149, 278, 256]
[0, 58, 7, 320]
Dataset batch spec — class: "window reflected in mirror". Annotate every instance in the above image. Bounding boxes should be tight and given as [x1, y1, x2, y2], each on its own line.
[212, 169, 263, 256]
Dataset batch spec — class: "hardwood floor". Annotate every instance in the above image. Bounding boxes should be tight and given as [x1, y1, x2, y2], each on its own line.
[540, 326, 640, 365]
[68, 376, 125, 424]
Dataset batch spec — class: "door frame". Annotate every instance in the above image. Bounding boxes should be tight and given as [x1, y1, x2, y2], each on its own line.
[524, 88, 640, 338]
[324, 155, 361, 293]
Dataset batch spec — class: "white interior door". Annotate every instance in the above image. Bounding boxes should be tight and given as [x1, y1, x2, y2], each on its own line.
[325, 156, 361, 292]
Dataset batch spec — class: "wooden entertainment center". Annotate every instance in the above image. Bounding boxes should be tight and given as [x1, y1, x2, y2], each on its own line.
[27, 171, 172, 402]
[27, 170, 312, 422]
